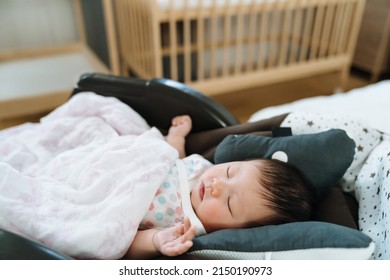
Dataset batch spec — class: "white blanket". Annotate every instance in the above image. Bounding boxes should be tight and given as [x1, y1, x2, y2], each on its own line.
[0, 93, 178, 259]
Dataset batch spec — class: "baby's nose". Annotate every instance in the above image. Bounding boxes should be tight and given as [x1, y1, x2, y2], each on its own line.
[210, 178, 222, 197]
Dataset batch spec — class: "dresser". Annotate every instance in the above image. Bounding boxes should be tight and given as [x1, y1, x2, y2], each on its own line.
[353, 0, 390, 81]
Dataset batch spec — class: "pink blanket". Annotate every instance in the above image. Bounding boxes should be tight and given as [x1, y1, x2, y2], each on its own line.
[0, 93, 178, 259]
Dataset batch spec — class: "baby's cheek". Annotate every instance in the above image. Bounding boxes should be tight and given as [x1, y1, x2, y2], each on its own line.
[199, 202, 220, 222]
[199, 202, 230, 233]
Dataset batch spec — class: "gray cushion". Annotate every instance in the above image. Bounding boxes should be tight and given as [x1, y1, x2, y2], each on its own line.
[188, 222, 374, 260]
[214, 129, 356, 197]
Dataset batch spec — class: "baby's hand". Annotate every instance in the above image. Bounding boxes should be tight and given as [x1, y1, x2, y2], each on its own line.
[168, 115, 192, 138]
[153, 217, 196, 257]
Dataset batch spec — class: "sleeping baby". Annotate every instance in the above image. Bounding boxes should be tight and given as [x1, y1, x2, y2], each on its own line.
[125, 115, 313, 259]
[0, 93, 312, 260]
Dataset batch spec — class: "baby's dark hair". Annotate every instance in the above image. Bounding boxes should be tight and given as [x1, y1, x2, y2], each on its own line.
[252, 158, 313, 226]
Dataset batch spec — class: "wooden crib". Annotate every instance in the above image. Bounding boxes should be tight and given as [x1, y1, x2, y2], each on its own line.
[109, 0, 365, 95]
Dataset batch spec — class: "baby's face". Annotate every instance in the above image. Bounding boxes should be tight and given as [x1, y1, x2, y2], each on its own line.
[190, 160, 274, 232]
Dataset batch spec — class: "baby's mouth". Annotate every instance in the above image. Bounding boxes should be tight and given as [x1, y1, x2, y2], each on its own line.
[199, 183, 205, 201]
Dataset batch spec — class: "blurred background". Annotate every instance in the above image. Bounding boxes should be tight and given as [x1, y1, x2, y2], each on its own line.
[1, 0, 389, 129]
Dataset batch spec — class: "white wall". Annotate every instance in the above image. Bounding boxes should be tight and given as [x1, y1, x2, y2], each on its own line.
[0, 0, 78, 51]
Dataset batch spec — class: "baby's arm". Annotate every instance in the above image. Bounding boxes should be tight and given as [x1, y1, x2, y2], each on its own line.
[166, 115, 192, 159]
[125, 217, 196, 259]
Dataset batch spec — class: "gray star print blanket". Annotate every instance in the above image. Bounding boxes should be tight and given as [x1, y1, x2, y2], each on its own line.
[281, 112, 389, 259]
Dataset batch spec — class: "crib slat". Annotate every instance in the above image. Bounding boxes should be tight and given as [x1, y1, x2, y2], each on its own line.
[183, 0, 191, 83]
[245, 0, 258, 72]
[331, 0, 346, 56]
[148, 0, 159, 77]
[140, 1, 150, 76]
[318, 2, 335, 58]
[310, 1, 326, 60]
[137, 0, 150, 76]
[234, 0, 245, 75]
[168, 0, 178, 81]
[126, 0, 137, 73]
[346, 0, 366, 57]
[222, 0, 232, 77]
[268, 3, 281, 68]
[209, 0, 218, 79]
[328, 0, 344, 56]
[299, 1, 315, 62]
[115, 1, 126, 73]
[150, 1, 162, 77]
[257, 3, 269, 70]
[134, 0, 145, 74]
[289, 1, 303, 65]
[122, 0, 131, 71]
[278, 1, 293, 66]
[337, 0, 353, 54]
[196, 0, 205, 81]
[102, 0, 120, 74]
[342, 0, 365, 87]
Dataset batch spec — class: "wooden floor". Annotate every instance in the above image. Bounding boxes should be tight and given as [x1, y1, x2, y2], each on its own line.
[0, 70, 374, 130]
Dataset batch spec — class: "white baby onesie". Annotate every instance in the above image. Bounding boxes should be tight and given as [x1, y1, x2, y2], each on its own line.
[139, 154, 212, 233]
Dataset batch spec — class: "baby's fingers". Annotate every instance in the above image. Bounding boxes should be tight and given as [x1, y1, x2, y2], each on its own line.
[162, 240, 193, 257]
[176, 217, 191, 235]
[177, 218, 196, 240]
[183, 216, 191, 229]
[181, 226, 197, 243]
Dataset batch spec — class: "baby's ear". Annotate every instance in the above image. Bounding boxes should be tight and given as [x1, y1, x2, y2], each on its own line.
[214, 129, 356, 198]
